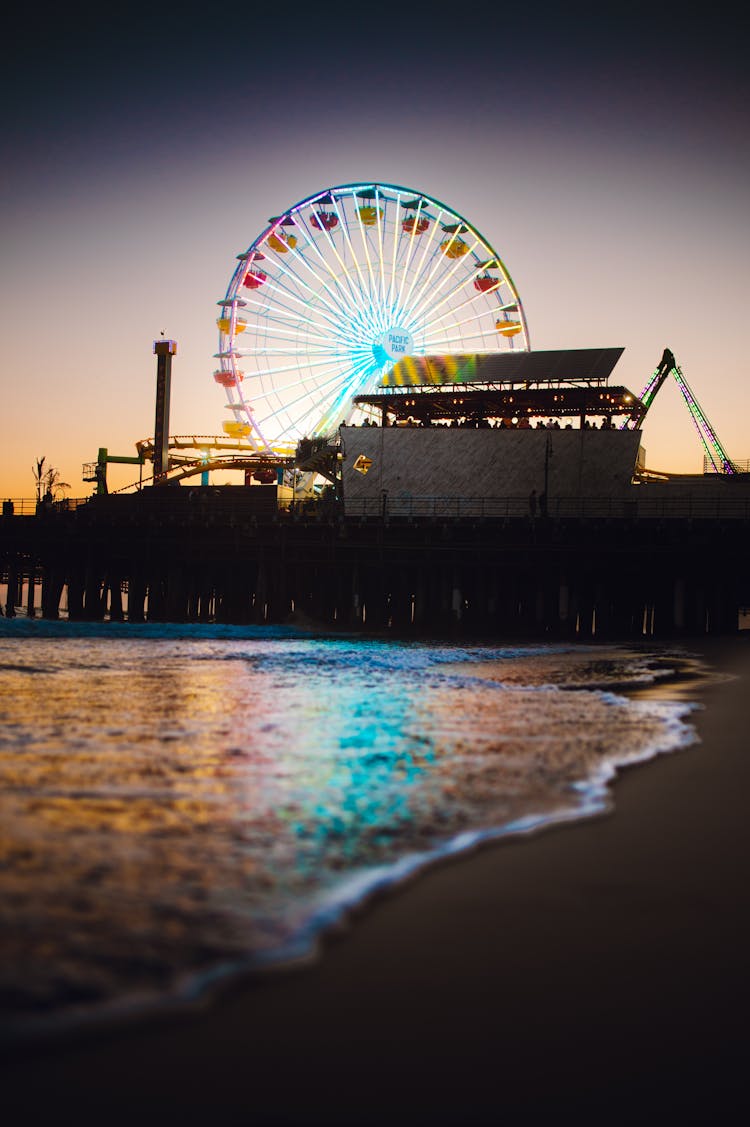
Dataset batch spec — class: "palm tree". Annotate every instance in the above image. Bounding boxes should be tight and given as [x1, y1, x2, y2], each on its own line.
[32, 457, 71, 502]
[32, 457, 47, 503]
[45, 467, 71, 500]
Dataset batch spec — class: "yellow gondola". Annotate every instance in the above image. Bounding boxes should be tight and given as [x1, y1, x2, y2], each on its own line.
[217, 318, 247, 334]
[222, 420, 251, 438]
[267, 231, 298, 253]
[495, 320, 522, 337]
[358, 206, 383, 227]
[440, 238, 469, 259]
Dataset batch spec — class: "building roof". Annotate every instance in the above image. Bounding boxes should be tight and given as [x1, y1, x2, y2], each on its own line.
[381, 347, 625, 388]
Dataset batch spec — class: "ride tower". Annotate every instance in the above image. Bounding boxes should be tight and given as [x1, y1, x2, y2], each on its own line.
[153, 338, 177, 483]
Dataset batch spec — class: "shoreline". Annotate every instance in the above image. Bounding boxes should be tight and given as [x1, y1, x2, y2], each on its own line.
[3, 635, 750, 1123]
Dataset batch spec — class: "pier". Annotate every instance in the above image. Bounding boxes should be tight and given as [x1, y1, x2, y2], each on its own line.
[2, 485, 748, 638]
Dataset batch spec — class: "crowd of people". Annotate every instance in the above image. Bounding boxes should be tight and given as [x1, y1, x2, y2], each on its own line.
[354, 415, 618, 430]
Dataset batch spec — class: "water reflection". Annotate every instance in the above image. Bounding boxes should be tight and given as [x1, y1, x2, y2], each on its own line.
[0, 634, 696, 1030]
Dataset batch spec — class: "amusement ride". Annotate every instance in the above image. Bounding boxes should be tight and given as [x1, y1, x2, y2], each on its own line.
[213, 181, 528, 452]
[84, 182, 738, 492]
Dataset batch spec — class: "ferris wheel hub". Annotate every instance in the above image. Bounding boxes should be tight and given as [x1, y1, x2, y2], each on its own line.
[372, 327, 414, 369]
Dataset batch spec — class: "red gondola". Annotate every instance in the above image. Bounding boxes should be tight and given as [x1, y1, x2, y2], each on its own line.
[243, 269, 267, 290]
[310, 210, 339, 231]
[402, 216, 430, 235]
[474, 275, 499, 293]
[213, 369, 243, 388]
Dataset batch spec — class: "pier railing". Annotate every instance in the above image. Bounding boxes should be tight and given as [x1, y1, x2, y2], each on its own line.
[4, 491, 750, 522]
[1, 498, 91, 517]
[343, 493, 750, 521]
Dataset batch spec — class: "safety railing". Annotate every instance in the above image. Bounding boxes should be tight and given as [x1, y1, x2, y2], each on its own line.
[704, 456, 750, 475]
[343, 493, 750, 521]
[4, 492, 750, 522]
[1, 497, 91, 516]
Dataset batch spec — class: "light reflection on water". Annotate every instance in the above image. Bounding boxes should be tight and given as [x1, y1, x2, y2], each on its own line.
[0, 628, 699, 1034]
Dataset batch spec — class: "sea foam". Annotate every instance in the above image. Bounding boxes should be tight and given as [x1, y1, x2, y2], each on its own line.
[0, 626, 703, 1041]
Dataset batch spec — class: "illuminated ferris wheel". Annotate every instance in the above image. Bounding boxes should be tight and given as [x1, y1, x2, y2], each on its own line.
[214, 182, 530, 452]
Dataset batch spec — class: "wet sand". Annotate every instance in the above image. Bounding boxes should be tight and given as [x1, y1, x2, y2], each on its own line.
[3, 636, 750, 1124]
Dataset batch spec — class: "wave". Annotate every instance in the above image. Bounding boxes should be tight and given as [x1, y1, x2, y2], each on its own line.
[0, 636, 705, 1045]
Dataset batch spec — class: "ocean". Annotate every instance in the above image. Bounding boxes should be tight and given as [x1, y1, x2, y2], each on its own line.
[0, 619, 704, 1041]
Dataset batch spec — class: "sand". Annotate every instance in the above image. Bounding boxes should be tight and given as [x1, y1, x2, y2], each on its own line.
[3, 636, 749, 1124]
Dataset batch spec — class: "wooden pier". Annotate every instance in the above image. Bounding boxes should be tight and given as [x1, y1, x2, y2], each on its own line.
[1, 486, 748, 638]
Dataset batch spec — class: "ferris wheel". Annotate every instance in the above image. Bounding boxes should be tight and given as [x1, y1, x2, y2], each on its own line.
[214, 182, 530, 452]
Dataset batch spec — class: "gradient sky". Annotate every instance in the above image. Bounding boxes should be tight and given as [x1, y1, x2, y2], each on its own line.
[2, 3, 748, 497]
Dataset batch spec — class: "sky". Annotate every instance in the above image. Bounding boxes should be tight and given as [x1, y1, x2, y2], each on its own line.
[1, 2, 748, 497]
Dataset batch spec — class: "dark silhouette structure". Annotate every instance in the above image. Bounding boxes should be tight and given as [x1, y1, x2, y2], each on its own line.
[2, 485, 748, 637]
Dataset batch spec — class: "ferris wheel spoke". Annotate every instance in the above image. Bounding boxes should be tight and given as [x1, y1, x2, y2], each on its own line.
[390, 197, 430, 319]
[383, 187, 401, 314]
[267, 351, 375, 433]
[411, 273, 499, 338]
[290, 353, 378, 437]
[403, 236, 482, 331]
[335, 197, 390, 337]
[394, 208, 447, 321]
[409, 245, 491, 325]
[421, 306, 499, 345]
[244, 319, 351, 350]
[231, 302, 331, 344]
[279, 238, 363, 326]
[422, 303, 502, 342]
[235, 312, 358, 356]
[348, 197, 379, 308]
[422, 326, 500, 349]
[295, 208, 364, 312]
[415, 254, 515, 330]
[244, 306, 367, 353]
[330, 194, 371, 297]
[421, 293, 489, 333]
[374, 187, 388, 310]
[388, 190, 431, 317]
[258, 365, 356, 435]
[420, 289, 521, 343]
[239, 287, 316, 332]
[237, 344, 354, 359]
[260, 278, 371, 350]
[280, 205, 385, 342]
[238, 353, 360, 383]
[269, 253, 360, 335]
[242, 361, 365, 405]
[264, 237, 354, 322]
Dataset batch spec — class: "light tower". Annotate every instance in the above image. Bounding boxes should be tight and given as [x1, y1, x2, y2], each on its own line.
[152, 337, 177, 483]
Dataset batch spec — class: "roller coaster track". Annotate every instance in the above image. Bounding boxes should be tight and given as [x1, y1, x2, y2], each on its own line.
[108, 435, 336, 494]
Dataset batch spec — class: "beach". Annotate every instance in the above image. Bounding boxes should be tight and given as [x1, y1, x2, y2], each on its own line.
[3, 634, 749, 1124]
